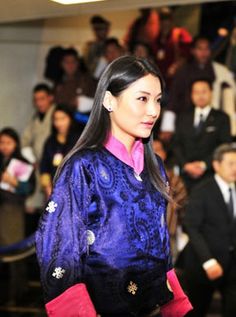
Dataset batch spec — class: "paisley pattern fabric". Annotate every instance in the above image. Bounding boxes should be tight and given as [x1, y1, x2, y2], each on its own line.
[35, 148, 173, 315]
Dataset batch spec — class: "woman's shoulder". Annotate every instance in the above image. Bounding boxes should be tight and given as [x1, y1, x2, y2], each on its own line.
[13, 154, 33, 166]
[56, 148, 105, 182]
[44, 134, 58, 148]
[70, 147, 104, 163]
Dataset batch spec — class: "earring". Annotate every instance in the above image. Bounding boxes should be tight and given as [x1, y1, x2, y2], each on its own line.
[108, 106, 112, 112]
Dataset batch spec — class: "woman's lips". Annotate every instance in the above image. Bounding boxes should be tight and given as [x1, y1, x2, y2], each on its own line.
[141, 122, 154, 128]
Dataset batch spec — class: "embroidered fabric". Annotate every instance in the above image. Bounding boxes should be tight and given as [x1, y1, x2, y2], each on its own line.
[36, 148, 173, 314]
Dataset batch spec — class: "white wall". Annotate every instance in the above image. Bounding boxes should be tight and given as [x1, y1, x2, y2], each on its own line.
[0, 21, 45, 133]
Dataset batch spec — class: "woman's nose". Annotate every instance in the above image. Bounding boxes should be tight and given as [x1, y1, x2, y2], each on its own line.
[147, 102, 160, 118]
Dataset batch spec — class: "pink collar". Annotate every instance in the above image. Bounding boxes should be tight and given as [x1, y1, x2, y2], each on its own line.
[104, 133, 144, 175]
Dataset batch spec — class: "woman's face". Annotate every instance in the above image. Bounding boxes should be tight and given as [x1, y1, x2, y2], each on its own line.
[61, 55, 79, 76]
[53, 111, 72, 135]
[107, 74, 162, 144]
[0, 135, 17, 157]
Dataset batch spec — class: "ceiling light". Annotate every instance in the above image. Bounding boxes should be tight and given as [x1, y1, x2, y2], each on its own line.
[50, 0, 106, 4]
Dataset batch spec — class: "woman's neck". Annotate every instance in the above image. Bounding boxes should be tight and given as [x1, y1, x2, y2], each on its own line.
[110, 129, 135, 154]
[57, 133, 67, 144]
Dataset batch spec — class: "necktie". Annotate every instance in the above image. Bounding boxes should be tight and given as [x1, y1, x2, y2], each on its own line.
[195, 113, 204, 135]
[228, 187, 234, 219]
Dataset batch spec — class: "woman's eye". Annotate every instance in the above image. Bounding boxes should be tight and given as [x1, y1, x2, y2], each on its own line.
[156, 98, 161, 104]
[138, 96, 147, 102]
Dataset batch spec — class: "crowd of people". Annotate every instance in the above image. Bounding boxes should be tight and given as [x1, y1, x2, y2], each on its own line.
[0, 6, 236, 317]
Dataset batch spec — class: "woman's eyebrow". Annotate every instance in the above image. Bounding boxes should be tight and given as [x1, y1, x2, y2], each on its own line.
[136, 90, 150, 95]
[136, 90, 162, 97]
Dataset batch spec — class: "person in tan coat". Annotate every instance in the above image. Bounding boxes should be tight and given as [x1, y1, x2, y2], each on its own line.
[21, 84, 55, 213]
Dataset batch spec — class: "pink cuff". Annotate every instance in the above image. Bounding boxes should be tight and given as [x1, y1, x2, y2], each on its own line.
[161, 269, 193, 317]
[45, 283, 97, 317]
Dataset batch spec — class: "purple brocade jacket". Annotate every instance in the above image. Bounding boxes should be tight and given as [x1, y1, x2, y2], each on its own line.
[36, 148, 173, 315]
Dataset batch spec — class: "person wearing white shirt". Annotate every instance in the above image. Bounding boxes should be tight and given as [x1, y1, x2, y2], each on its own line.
[160, 36, 236, 139]
[173, 78, 231, 192]
[184, 143, 236, 317]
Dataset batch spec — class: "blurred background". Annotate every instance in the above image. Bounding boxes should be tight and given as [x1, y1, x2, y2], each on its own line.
[0, 0, 236, 316]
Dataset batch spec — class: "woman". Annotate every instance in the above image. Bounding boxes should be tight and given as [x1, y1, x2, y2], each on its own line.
[0, 127, 35, 304]
[36, 56, 192, 317]
[54, 48, 96, 112]
[40, 105, 81, 199]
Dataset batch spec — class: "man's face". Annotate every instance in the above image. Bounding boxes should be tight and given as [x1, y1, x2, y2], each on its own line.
[33, 91, 53, 114]
[213, 152, 236, 184]
[105, 44, 122, 63]
[191, 81, 212, 109]
[93, 23, 109, 41]
[192, 39, 211, 65]
[160, 18, 173, 35]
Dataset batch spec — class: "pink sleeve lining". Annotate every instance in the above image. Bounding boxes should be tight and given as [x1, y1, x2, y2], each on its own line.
[45, 283, 97, 317]
[161, 269, 193, 317]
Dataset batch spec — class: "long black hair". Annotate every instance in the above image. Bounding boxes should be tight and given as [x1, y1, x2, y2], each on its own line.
[51, 104, 76, 137]
[0, 127, 25, 172]
[0, 127, 22, 159]
[55, 55, 170, 200]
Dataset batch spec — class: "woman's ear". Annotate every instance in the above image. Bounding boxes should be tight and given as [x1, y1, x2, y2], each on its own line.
[103, 91, 116, 112]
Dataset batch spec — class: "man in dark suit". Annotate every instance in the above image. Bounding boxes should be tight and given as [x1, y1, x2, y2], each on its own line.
[159, 36, 236, 142]
[184, 143, 236, 317]
[173, 78, 231, 191]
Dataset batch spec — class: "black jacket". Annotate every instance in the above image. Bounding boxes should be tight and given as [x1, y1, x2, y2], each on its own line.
[40, 132, 79, 179]
[173, 108, 231, 170]
[184, 176, 236, 273]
